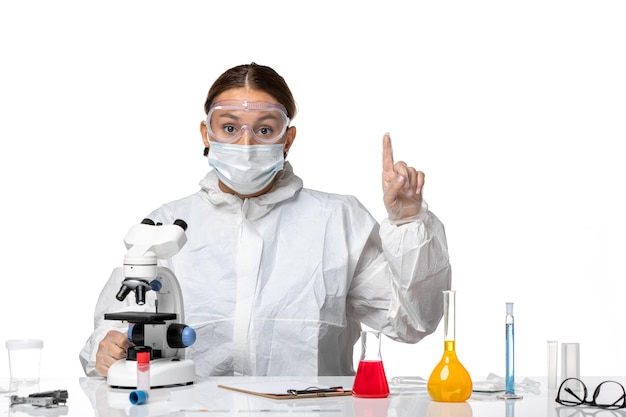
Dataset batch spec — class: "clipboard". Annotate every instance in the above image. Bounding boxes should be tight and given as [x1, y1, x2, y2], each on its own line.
[217, 380, 353, 399]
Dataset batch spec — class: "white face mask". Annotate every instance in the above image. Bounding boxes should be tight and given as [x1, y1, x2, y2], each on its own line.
[208, 143, 285, 196]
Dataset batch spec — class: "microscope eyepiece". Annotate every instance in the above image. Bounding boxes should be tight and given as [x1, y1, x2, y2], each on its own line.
[139, 218, 186, 230]
[174, 219, 188, 231]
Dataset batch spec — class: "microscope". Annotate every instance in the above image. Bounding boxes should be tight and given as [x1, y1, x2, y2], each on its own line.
[104, 218, 196, 388]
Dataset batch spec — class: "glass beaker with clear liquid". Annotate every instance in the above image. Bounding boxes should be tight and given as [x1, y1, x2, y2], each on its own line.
[352, 330, 390, 398]
[427, 290, 473, 402]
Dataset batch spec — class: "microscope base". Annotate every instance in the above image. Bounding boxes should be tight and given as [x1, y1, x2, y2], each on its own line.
[107, 357, 195, 388]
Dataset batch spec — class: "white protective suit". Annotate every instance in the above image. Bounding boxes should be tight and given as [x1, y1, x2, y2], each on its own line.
[79, 162, 451, 377]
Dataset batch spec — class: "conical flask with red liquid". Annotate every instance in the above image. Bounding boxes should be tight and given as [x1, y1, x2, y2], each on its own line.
[427, 290, 473, 402]
[352, 330, 390, 398]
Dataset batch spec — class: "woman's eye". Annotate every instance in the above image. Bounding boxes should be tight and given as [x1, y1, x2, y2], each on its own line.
[258, 127, 273, 136]
[224, 125, 237, 134]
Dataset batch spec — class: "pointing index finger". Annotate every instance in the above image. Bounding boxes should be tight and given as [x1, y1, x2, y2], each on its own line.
[382, 133, 394, 173]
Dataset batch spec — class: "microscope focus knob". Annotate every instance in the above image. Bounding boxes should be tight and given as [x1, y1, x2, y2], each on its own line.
[167, 323, 196, 348]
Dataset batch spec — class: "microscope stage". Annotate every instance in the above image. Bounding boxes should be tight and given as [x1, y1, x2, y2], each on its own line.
[104, 311, 177, 323]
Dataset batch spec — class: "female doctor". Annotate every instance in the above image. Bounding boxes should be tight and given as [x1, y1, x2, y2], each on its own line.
[79, 62, 452, 378]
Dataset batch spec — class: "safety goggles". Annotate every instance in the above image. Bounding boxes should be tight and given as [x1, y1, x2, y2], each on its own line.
[206, 100, 290, 144]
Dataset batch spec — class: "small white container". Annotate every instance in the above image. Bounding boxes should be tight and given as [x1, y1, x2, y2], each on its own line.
[6, 339, 43, 391]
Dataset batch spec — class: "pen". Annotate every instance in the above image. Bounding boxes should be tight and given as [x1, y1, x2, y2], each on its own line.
[287, 386, 345, 395]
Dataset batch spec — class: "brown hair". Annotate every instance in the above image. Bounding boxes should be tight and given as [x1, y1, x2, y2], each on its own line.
[203, 63, 297, 120]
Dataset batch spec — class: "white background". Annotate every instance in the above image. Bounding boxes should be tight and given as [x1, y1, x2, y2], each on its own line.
[1, 0, 624, 382]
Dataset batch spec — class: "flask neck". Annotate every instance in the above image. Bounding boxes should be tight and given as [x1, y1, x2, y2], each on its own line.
[443, 290, 456, 342]
[360, 331, 383, 361]
[444, 340, 457, 353]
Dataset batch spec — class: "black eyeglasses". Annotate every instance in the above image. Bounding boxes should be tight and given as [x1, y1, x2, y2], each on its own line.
[556, 378, 626, 410]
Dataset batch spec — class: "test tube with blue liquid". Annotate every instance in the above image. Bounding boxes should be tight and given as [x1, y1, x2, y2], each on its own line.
[498, 302, 523, 400]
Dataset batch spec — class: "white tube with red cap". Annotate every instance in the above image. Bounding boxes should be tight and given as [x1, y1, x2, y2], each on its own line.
[129, 351, 150, 405]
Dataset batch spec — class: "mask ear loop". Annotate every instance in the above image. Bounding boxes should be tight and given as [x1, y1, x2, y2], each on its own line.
[204, 127, 210, 157]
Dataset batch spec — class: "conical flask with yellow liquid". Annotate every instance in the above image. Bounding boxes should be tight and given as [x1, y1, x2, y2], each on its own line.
[427, 290, 473, 402]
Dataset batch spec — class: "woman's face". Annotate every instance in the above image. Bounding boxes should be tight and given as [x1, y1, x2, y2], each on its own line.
[201, 87, 296, 150]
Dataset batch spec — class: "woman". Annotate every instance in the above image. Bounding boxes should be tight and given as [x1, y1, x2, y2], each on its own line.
[80, 62, 452, 378]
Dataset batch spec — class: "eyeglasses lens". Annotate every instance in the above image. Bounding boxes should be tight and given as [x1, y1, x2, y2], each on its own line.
[593, 381, 626, 409]
[559, 379, 587, 406]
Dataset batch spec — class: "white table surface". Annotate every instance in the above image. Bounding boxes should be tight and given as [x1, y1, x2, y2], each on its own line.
[2, 375, 623, 416]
